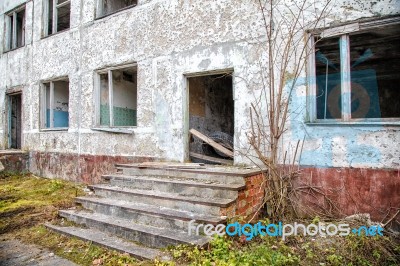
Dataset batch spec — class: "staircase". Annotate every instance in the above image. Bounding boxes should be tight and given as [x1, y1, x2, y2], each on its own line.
[46, 163, 246, 261]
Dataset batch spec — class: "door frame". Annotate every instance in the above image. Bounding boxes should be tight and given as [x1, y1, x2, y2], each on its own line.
[6, 92, 23, 149]
[182, 68, 234, 162]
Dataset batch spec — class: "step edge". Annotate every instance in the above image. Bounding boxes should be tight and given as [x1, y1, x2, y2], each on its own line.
[102, 174, 245, 191]
[45, 223, 169, 261]
[58, 210, 210, 246]
[89, 185, 235, 207]
[75, 197, 226, 224]
[115, 164, 263, 177]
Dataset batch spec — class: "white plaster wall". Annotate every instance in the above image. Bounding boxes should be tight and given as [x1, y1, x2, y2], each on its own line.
[0, 0, 28, 14]
[0, 0, 399, 169]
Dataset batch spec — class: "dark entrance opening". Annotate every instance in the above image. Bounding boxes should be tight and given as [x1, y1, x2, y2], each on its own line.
[8, 94, 22, 149]
[188, 74, 234, 164]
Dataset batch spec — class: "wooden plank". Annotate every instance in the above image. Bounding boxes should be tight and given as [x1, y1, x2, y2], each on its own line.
[190, 152, 233, 165]
[321, 23, 359, 38]
[189, 129, 234, 158]
[137, 162, 205, 169]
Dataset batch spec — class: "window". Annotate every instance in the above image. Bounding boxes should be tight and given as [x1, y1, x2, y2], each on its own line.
[96, 0, 138, 18]
[41, 79, 70, 129]
[96, 66, 137, 127]
[310, 18, 400, 122]
[44, 0, 71, 36]
[5, 6, 25, 51]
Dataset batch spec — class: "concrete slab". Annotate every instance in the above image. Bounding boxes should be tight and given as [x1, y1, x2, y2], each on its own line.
[45, 224, 171, 261]
[59, 210, 211, 248]
[0, 238, 76, 266]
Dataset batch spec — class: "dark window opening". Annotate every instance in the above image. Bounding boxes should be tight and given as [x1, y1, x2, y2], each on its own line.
[16, 9, 25, 47]
[314, 23, 400, 120]
[315, 37, 342, 119]
[46, 0, 71, 36]
[99, 0, 138, 17]
[349, 25, 400, 119]
[99, 67, 137, 127]
[6, 8, 25, 50]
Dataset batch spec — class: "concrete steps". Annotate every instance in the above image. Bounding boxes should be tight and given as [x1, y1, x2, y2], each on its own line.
[116, 164, 246, 184]
[45, 224, 171, 261]
[89, 184, 234, 216]
[75, 196, 225, 231]
[102, 174, 244, 199]
[59, 210, 210, 248]
[48, 163, 246, 262]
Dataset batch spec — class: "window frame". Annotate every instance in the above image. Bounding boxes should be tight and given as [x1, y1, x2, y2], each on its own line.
[95, 0, 138, 19]
[4, 5, 25, 51]
[43, 0, 71, 37]
[40, 77, 70, 131]
[307, 16, 400, 124]
[94, 63, 138, 129]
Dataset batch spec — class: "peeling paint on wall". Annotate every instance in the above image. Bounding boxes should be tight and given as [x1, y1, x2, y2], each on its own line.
[0, 0, 398, 179]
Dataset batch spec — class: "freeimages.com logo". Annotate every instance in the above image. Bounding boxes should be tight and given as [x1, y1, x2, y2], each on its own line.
[188, 220, 384, 241]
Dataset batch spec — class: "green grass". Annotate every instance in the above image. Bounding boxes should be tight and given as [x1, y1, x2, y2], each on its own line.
[0, 173, 83, 234]
[166, 233, 399, 266]
[0, 173, 145, 266]
[17, 225, 140, 266]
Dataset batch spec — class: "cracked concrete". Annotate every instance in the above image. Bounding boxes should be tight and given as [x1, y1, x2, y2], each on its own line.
[0, 0, 398, 181]
[0, 239, 76, 266]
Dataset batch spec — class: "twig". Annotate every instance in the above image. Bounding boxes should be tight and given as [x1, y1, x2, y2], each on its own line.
[383, 209, 400, 228]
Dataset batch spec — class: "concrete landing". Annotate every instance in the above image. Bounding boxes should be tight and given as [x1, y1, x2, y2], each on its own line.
[0, 150, 29, 173]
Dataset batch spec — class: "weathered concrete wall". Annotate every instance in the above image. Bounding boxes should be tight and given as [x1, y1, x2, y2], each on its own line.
[0, 151, 29, 173]
[293, 167, 400, 223]
[233, 0, 400, 170]
[29, 151, 155, 184]
[0, 0, 399, 183]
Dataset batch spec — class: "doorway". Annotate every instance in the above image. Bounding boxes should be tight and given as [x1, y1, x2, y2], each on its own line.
[8, 94, 22, 149]
[187, 73, 234, 164]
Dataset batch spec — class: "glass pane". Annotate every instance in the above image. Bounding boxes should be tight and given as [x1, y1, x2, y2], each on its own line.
[44, 83, 51, 128]
[112, 69, 137, 127]
[8, 14, 14, 50]
[48, 0, 53, 34]
[57, 3, 70, 32]
[16, 9, 25, 47]
[315, 37, 342, 119]
[53, 80, 69, 128]
[100, 73, 110, 126]
[350, 25, 400, 119]
[102, 0, 137, 16]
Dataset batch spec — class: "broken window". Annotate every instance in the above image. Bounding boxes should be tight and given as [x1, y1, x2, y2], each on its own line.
[315, 37, 342, 119]
[313, 20, 400, 121]
[44, 0, 71, 36]
[96, 0, 138, 18]
[5, 6, 25, 51]
[98, 66, 137, 127]
[41, 79, 70, 129]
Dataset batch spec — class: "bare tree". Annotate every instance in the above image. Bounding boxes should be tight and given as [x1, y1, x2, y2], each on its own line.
[247, 0, 336, 221]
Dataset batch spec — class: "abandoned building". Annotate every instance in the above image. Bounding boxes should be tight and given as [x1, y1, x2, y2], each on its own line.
[0, 0, 399, 260]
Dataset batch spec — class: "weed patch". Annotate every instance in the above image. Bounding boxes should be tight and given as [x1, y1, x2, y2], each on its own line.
[0, 173, 146, 265]
[166, 226, 400, 266]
